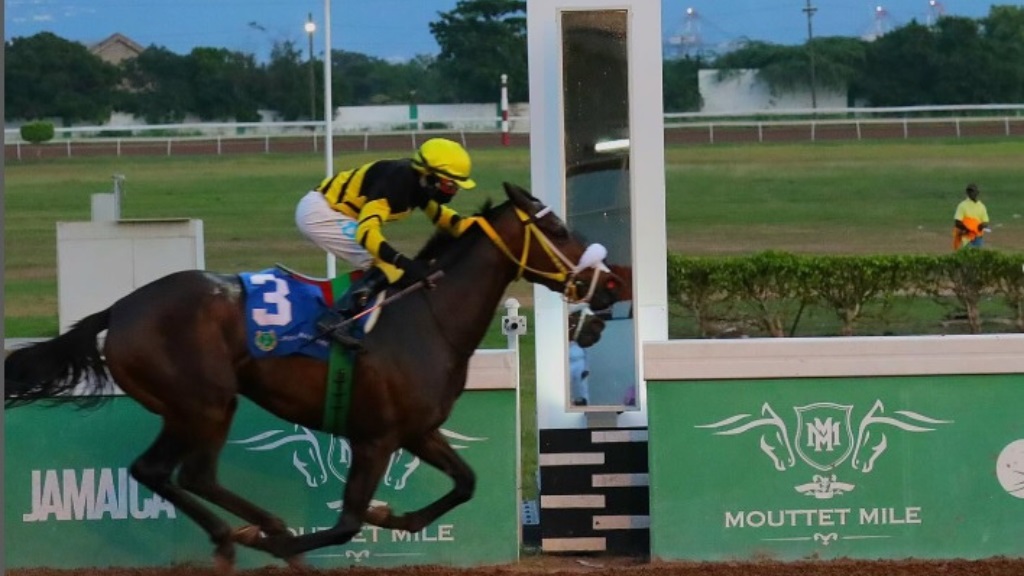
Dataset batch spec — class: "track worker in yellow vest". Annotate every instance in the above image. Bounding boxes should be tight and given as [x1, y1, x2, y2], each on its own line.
[295, 138, 477, 347]
[952, 183, 990, 250]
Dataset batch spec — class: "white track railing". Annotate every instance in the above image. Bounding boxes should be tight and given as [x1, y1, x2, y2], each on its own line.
[663, 103, 1024, 122]
[6, 105, 1023, 159]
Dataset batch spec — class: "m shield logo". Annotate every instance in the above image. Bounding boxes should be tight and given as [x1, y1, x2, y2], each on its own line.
[697, 399, 952, 498]
[794, 403, 854, 472]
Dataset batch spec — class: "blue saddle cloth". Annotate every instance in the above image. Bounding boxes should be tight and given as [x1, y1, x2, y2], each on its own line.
[239, 268, 334, 361]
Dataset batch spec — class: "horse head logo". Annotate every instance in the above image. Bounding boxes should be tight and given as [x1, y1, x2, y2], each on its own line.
[696, 403, 796, 471]
[231, 426, 329, 487]
[383, 449, 420, 491]
[232, 425, 488, 508]
[850, 400, 953, 473]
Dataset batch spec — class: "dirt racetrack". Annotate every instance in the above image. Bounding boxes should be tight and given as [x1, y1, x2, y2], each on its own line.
[9, 555, 1024, 576]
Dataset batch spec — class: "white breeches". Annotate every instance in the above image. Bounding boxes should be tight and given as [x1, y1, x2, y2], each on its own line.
[295, 190, 374, 270]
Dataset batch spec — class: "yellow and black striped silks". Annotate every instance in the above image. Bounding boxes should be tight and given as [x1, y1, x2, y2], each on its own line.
[316, 160, 475, 282]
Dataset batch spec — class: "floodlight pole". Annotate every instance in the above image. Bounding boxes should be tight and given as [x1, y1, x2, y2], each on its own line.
[323, 0, 337, 278]
[305, 14, 317, 124]
[803, 0, 818, 109]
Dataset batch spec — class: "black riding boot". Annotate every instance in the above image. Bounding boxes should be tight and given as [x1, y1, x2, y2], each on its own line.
[319, 267, 389, 349]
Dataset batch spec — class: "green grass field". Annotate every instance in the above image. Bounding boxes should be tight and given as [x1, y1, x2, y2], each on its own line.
[664, 139, 1024, 255]
[5, 139, 1024, 498]
[6, 139, 1023, 334]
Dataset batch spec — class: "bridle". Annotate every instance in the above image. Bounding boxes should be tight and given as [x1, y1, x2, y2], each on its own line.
[471, 204, 611, 304]
[568, 303, 595, 342]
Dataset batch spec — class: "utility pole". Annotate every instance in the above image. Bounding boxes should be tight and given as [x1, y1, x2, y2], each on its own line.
[802, 0, 818, 109]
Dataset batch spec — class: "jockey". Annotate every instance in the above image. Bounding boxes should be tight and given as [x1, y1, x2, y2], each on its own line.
[295, 137, 477, 347]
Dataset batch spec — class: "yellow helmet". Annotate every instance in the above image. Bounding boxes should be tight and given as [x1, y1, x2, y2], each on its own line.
[413, 138, 476, 190]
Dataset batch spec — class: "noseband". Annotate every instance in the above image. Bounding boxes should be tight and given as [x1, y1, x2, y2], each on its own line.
[472, 206, 609, 304]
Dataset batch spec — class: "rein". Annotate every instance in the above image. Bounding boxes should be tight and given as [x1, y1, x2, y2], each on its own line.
[470, 206, 606, 303]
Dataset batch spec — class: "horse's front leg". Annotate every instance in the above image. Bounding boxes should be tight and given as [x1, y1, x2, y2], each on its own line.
[364, 429, 475, 533]
[178, 451, 303, 566]
[257, 437, 394, 558]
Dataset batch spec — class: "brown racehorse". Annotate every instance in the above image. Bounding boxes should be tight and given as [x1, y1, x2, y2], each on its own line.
[4, 182, 623, 572]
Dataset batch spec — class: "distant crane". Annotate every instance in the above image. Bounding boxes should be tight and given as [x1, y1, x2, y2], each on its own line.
[863, 5, 893, 42]
[665, 6, 703, 59]
[926, 0, 946, 27]
[664, 6, 743, 59]
[667, 6, 700, 57]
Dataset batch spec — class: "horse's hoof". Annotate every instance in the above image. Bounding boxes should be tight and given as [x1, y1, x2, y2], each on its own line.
[232, 524, 263, 545]
[214, 554, 235, 575]
[365, 504, 393, 525]
[253, 532, 296, 560]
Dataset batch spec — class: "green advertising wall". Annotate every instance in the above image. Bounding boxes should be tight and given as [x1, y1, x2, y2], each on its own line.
[648, 374, 1024, 561]
[6, 390, 519, 568]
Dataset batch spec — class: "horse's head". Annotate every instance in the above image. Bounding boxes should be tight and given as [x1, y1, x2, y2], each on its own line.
[491, 182, 623, 310]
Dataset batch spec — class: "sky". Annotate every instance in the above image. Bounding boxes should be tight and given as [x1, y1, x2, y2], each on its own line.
[3, 0, 1000, 62]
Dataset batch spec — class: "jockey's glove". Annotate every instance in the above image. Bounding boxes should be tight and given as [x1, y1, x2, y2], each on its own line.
[395, 255, 430, 284]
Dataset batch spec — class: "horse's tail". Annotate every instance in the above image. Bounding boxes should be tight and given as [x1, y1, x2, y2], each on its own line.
[4, 308, 113, 409]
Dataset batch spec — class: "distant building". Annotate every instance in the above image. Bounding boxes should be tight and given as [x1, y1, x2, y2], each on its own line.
[89, 33, 144, 65]
[699, 69, 849, 113]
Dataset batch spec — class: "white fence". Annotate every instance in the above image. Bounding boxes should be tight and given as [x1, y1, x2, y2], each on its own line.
[6, 105, 1023, 160]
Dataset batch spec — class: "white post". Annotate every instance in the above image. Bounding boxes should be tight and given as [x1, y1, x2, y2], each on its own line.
[501, 73, 510, 146]
[324, 0, 337, 278]
[503, 297, 524, 351]
[112, 174, 124, 219]
[501, 296, 525, 545]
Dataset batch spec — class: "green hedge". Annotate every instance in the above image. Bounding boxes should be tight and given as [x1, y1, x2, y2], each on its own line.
[668, 249, 1024, 337]
[19, 121, 55, 144]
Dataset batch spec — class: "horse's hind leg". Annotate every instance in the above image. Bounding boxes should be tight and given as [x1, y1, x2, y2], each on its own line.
[130, 423, 238, 572]
[365, 429, 476, 532]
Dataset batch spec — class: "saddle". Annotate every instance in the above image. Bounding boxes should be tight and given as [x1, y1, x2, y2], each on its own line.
[239, 265, 382, 360]
[274, 263, 362, 302]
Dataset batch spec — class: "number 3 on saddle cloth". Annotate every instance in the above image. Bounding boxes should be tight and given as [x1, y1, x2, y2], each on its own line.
[240, 266, 381, 434]
[238, 266, 382, 361]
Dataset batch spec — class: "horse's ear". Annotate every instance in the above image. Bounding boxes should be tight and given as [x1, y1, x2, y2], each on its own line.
[503, 182, 533, 210]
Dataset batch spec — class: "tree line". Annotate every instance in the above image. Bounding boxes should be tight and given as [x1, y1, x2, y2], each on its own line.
[5, 1, 1022, 126]
[708, 5, 1024, 109]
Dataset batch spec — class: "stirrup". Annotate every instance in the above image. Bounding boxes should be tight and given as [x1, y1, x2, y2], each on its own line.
[322, 318, 364, 349]
[331, 326, 364, 350]
[318, 269, 385, 350]
[317, 312, 364, 349]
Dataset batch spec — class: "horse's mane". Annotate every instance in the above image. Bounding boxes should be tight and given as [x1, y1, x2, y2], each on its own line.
[415, 199, 502, 262]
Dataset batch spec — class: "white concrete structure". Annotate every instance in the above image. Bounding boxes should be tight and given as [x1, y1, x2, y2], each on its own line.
[699, 69, 847, 113]
[335, 103, 529, 132]
[57, 183, 204, 334]
[644, 335, 1024, 381]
